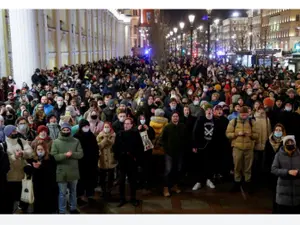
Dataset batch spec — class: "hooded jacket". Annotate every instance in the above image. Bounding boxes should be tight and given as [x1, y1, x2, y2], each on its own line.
[97, 131, 117, 169]
[51, 133, 83, 182]
[271, 148, 300, 206]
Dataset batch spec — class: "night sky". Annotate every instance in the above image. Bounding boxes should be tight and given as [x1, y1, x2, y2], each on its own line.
[162, 9, 247, 32]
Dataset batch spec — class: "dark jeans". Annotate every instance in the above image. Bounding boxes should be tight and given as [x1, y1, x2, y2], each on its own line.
[143, 150, 153, 189]
[194, 149, 213, 185]
[119, 157, 137, 201]
[77, 178, 96, 198]
[6, 181, 29, 213]
[252, 150, 265, 183]
[164, 154, 183, 188]
[275, 204, 300, 214]
[99, 168, 115, 194]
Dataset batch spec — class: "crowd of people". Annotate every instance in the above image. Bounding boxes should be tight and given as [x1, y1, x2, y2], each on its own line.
[0, 55, 300, 214]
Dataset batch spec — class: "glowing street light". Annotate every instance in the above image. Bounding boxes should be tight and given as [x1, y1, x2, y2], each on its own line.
[179, 22, 185, 30]
[232, 11, 240, 17]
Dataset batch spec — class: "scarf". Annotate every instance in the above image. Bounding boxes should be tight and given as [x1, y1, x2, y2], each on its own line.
[268, 133, 283, 152]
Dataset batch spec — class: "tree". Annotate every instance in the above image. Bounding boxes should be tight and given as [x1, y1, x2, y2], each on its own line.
[148, 10, 168, 70]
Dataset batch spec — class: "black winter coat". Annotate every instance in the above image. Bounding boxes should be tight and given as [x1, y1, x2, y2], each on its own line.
[25, 155, 57, 214]
[74, 131, 98, 188]
[113, 128, 144, 166]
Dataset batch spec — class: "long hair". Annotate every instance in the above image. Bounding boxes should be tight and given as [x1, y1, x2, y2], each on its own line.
[100, 121, 115, 134]
[274, 123, 287, 137]
[33, 142, 50, 161]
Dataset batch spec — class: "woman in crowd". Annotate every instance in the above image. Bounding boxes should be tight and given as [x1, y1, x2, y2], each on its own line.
[74, 119, 99, 204]
[24, 143, 57, 214]
[88, 110, 104, 136]
[96, 122, 116, 199]
[137, 115, 155, 191]
[31, 125, 53, 152]
[271, 135, 300, 214]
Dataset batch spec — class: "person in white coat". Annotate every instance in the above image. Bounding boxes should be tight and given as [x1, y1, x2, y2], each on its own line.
[4, 125, 33, 213]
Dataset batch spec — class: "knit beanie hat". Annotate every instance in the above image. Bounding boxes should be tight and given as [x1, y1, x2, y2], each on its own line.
[203, 104, 213, 111]
[37, 125, 48, 134]
[108, 99, 115, 107]
[263, 97, 275, 108]
[224, 84, 231, 91]
[120, 99, 128, 106]
[283, 135, 296, 146]
[4, 125, 16, 137]
[61, 123, 72, 131]
[214, 84, 221, 91]
[155, 108, 165, 117]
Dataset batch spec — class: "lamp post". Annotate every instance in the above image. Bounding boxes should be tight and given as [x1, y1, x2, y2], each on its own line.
[207, 9, 212, 58]
[214, 19, 219, 59]
[188, 14, 195, 57]
[173, 27, 178, 57]
[249, 9, 253, 51]
[170, 31, 174, 56]
[179, 22, 185, 57]
[166, 34, 170, 55]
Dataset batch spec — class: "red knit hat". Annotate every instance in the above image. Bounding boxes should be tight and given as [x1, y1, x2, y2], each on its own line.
[263, 97, 275, 107]
[224, 84, 231, 91]
[37, 125, 48, 134]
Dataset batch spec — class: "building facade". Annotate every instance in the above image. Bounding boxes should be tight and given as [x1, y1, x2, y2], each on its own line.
[0, 9, 132, 87]
[261, 9, 300, 51]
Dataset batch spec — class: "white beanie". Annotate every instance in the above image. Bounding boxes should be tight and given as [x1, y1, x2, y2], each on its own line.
[283, 135, 296, 146]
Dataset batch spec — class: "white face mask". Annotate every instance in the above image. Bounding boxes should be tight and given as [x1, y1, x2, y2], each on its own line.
[188, 91, 193, 95]
[82, 127, 90, 132]
[119, 117, 125, 123]
[140, 119, 146, 125]
[193, 101, 199, 106]
[104, 127, 110, 133]
[285, 107, 292, 112]
[39, 133, 47, 139]
[203, 88, 208, 92]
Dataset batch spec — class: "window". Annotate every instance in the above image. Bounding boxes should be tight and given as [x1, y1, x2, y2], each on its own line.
[146, 12, 151, 23]
[133, 10, 137, 16]
[296, 14, 300, 21]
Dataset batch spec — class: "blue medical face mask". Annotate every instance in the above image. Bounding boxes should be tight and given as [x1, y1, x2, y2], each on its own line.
[274, 131, 283, 138]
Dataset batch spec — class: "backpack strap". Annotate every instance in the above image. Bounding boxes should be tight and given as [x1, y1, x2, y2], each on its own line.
[17, 138, 24, 151]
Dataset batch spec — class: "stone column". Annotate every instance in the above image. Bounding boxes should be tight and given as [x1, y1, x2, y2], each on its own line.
[67, 9, 76, 65]
[77, 10, 83, 64]
[9, 9, 40, 87]
[97, 10, 102, 60]
[54, 10, 61, 68]
[91, 10, 96, 62]
[0, 9, 9, 78]
[37, 10, 49, 69]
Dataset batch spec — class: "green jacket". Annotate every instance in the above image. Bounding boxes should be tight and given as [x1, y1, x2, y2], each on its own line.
[51, 134, 83, 182]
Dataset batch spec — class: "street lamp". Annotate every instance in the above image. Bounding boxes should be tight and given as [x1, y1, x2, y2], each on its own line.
[188, 14, 195, 57]
[207, 9, 212, 58]
[232, 11, 240, 17]
[173, 27, 178, 57]
[214, 18, 220, 59]
[179, 22, 185, 57]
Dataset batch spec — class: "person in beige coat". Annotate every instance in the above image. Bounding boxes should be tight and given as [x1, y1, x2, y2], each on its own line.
[253, 106, 271, 184]
[4, 125, 33, 213]
[96, 122, 117, 199]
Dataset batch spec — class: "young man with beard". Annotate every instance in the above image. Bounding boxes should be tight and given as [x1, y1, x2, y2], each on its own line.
[113, 118, 144, 207]
[192, 104, 216, 190]
[212, 105, 231, 180]
[160, 112, 187, 197]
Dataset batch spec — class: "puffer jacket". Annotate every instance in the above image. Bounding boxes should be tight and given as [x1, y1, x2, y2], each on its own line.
[97, 131, 117, 169]
[150, 116, 168, 155]
[6, 137, 33, 182]
[226, 117, 258, 150]
[254, 112, 271, 151]
[47, 123, 60, 140]
[271, 148, 300, 206]
[51, 134, 83, 182]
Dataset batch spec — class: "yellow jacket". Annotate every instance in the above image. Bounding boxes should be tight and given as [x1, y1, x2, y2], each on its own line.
[149, 116, 168, 154]
[226, 117, 258, 151]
